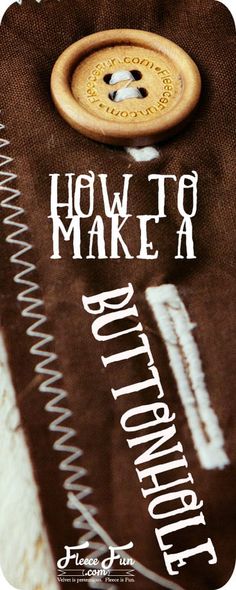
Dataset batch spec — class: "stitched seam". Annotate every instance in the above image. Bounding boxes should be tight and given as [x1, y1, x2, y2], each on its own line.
[146, 284, 229, 471]
[0, 120, 114, 590]
[0, 120, 186, 590]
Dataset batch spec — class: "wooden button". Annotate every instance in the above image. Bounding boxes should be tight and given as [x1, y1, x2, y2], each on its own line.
[51, 29, 201, 146]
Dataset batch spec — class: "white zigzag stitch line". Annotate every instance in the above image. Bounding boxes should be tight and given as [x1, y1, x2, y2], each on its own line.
[0, 123, 115, 590]
[0, 122, 185, 590]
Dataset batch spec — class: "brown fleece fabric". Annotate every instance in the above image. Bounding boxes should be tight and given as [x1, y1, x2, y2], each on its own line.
[0, 1, 235, 589]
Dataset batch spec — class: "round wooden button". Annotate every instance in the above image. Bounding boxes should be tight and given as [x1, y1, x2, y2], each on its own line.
[51, 29, 201, 146]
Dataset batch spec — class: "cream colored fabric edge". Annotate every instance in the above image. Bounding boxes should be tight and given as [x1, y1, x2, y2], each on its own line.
[0, 332, 59, 590]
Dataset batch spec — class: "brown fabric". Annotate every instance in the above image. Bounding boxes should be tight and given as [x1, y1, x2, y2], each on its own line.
[0, 1, 235, 589]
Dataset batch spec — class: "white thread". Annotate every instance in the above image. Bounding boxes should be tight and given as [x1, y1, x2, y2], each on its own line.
[109, 70, 136, 85]
[112, 87, 143, 102]
[125, 146, 160, 162]
[0, 121, 113, 590]
[108, 69, 143, 102]
[0, 119, 180, 589]
[146, 284, 229, 470]
[108, 70, 160, 160]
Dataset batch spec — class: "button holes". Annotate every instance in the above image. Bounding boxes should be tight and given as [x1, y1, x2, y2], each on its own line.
[139, 87, 148, 97]
[103, 70, 143, 84]
[109, 87, 148, 102]
[103, 73, 112, 84]
[130, 70, 142, 81]
[104, 70, 147, 102]
[109, 90, 117, 101]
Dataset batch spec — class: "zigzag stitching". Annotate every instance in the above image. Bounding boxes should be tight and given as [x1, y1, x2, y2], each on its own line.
[0, 120, 185, 590]
[0, 122, 116, 590]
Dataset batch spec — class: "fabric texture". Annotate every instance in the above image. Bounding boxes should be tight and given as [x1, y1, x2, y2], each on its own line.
[0, 333, 59, 590]
[0, 1, 235, 589]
